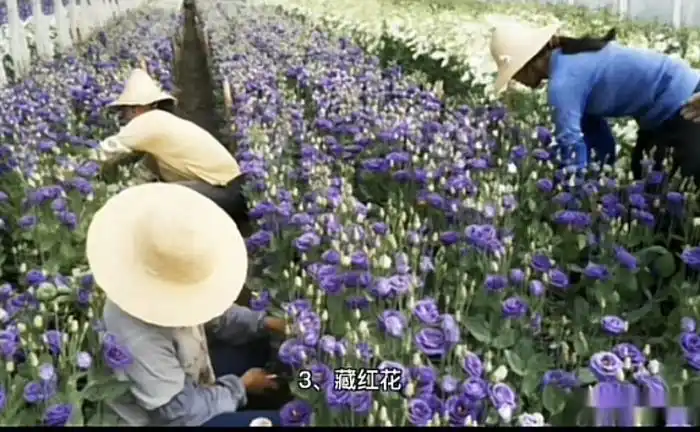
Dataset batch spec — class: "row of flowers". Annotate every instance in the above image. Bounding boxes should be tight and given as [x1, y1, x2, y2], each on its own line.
[0, 6, 180, 425]
[204, 0, 700, 427]
[260, 0, 700, 154]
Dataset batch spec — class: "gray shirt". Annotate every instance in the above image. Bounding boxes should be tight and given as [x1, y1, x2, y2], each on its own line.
[103, 300, 267, 426]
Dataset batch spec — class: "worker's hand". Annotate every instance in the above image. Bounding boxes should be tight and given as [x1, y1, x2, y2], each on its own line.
[263, 317, 287, 336]
[681, 93, 700, 122]
[241, 368, 278, 394]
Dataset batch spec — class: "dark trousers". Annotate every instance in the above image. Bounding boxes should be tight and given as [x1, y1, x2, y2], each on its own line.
[629, 86, 700, 318]
[632, 83, 700, 185]
[176, 174, 253, 238]
[200, 337, 281, 427]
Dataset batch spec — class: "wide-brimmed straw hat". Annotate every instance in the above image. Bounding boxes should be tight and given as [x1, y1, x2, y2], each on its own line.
[86, 183, 248, 327]
[490, 20, 560, 93]
[108, 68, 176, 107]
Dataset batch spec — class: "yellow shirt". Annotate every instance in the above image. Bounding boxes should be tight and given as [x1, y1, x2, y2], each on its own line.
[100, 110, 240, 185]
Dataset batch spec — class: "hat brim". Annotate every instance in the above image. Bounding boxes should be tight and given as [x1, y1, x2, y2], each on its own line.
[107, 93, 177, 108]
[493, 24, 559, 94]
[87, 183, 248, 328]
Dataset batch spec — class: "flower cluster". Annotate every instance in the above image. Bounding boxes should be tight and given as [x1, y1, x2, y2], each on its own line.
[203, 0, 700, 426]
[0, 5, 179, 425]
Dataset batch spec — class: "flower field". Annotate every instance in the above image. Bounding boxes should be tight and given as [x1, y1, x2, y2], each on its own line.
[0, 4, 178, 425]
[2, 0, 700, 426]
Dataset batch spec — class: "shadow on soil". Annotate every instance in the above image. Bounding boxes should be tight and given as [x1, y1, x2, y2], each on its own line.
[174, 2, 225, 140]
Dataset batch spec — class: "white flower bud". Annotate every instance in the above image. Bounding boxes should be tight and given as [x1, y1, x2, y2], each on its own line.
[648, 359, 660, 375]
[490, 365, 508, 382]
[28, 352, 39, 367]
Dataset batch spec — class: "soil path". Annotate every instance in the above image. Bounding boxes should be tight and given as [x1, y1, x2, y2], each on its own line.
[175, 2, 224, 140]
[174, 3, 252, 308]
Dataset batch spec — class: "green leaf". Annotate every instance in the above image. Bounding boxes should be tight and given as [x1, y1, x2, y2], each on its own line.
[463, 316, 491, 343]
[520, 373, 540, 397]
[575, 367, 598, 385]
[573, 296, 590, 325]
[638, 245, 676, 278]
[491, 328, 516, 349]
[625, 302, 653, 324]
[573, 332, 589, 358]
[542, 385, 568, 415]
[526, 353, 553, 373]
[81, 377, 132, 402]
[504, 349, 526, 376]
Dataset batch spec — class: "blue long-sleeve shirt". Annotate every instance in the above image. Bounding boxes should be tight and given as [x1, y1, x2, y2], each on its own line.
[547, 43, 700, 167]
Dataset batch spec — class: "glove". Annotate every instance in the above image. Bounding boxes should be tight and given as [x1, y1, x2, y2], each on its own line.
[681, 93, 700, 122]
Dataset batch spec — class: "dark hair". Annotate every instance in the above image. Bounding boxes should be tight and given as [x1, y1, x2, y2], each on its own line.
[555, 28, 617, 54]
[151, 99, 176, 113]
[531, 27, 617, 61]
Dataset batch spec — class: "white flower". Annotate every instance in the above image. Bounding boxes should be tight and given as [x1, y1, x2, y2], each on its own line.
[518, 412, 546, 427]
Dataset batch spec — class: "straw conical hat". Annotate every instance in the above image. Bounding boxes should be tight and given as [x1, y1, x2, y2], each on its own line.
[108, 68, 176, 107]
[490, 21, 559, 93]
[86, 183, 248, 327]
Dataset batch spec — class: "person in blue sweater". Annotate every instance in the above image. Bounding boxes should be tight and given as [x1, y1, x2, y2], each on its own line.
[489, 21, 700, 181]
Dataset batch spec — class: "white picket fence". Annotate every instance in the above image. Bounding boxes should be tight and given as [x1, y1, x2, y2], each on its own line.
[0, 0, 149, 86]
[494, 0, 699, 28]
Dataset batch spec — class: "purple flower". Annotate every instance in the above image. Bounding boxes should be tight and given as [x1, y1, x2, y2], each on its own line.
[548, 268, 570, 289]
[76, 352, 93, 370]
[279, 339, 313, 368]
[530, 254, 552, 273]
[325, 384, 351, 409]
[600, 315, 628, 336]
[462, 352, 484, 377]
[38, 364, 55, 381]
[440, 314, 460, 345]
[612, 343, 646, 367]
[407, 398, 433, 426]
[636, 375, 667, 407]
[309, 362, 332, 387]
[589, 351, 623, 381]
[411, 366, 438, 387]
[685, 352, 700, 371]
[441, 375, 460, 393]
[502, 296, 529, 319]
[414, 327, 448, 358]
[681, 317, 697, 333]
[680, 247, 700, 270]
[509, 268, 525, 285]
[0, 386, 5, 413]
[536, 178, 553, 193]
[461, 377, 488, 401]
[613, 246, 638, 272]
[445, 394, 479, 426]
[24, 380, 54, 404]
[679, 332, 700, 356]
[102, 337, 134, 372]
[43, 403, 74, 426]
[542, 369, 579, 390]
[378, 310, 407, 338]
[280, 399, 312, 426]
[294, 232, 321, 252]
[529, 280, 545, 297]
[484, 275, 508, 293]
[489, 382, 516, 408]
[377, 361, 408, 389]
[348, 391, 372, 414]
[584, 263, 610, 281]
[412, 298, 441, 326]
[371, 274, 412, 298]
[43, 330, 64, 356]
